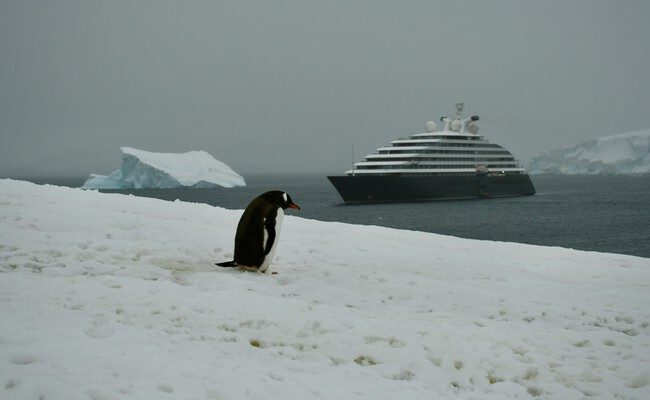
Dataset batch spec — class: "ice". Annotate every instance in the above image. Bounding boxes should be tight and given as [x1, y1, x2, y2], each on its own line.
[530, 129, 650, 174]
[1, 179, 649, 399]
[81, 147, 246, 189]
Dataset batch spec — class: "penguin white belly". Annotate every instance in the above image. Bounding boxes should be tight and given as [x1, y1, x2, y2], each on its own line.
[260, 208, 283, 272]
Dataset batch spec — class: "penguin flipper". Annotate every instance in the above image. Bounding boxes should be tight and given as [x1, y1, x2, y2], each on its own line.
[263, 212, 277, 255]
[215, 260, 237, 268]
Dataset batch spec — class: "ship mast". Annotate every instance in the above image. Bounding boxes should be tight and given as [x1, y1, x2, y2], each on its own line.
[455, 102, 464, 119]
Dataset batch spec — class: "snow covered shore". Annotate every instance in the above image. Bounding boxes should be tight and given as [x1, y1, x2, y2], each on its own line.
[1, 179, 648, 400]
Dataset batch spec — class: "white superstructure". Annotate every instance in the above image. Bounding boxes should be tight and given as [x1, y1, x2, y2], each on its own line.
[347, 103, 527, 176]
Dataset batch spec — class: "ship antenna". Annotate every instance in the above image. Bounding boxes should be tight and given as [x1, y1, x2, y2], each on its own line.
[455, 102, 464, 119]
[351, 144, 355, 176]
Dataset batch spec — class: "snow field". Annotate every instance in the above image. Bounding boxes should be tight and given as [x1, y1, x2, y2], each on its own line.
[1, 179, 649, 399]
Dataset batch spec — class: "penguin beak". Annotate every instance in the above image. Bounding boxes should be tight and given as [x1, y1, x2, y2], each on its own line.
[289, 203, 301, 210]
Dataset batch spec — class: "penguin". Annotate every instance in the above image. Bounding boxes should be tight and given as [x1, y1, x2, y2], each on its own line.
[216, 191, 300, 273]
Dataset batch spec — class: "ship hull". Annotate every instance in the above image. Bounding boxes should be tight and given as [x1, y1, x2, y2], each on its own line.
[327, 174, 536, 203]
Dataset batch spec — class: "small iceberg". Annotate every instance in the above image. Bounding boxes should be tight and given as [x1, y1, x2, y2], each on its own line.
[82, 147, 246, 189]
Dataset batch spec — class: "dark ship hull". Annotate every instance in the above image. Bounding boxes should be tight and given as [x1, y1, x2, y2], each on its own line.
[327, 174, 536, 204]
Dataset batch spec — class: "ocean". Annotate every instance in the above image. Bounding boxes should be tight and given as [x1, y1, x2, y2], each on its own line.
[28, 174, 650, 258]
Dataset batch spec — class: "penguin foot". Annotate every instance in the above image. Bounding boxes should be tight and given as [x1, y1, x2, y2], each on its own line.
[215, 260, 237, 268]
[216, 261, 278, 274]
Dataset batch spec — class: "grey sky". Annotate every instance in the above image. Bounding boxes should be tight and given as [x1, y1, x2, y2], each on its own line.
[1, 0, 649, 178]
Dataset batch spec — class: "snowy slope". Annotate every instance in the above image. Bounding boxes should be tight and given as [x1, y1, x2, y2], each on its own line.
[82, 147, 246, 189]
[529, 129, 650, 174]
[1, 179, 649, 400]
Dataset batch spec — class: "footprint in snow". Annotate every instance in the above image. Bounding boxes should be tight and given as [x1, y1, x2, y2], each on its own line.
[158, 383, 174, 393]
[9, 353, 38, 365]
[5, 379, 20, 390]
[614, 315, 635, 324]
[387, 370, 415, 381]
[85, 323, 115, 339]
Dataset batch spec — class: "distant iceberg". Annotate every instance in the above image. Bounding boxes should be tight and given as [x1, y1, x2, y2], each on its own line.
[82, 147, 246, 189]
[529, 129, 650, 175]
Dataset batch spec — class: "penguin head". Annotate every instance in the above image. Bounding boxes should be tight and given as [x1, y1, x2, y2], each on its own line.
[262, 190, 301, 210]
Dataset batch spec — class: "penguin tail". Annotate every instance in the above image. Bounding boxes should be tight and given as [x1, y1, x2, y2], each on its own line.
[215, 260, 237, 268]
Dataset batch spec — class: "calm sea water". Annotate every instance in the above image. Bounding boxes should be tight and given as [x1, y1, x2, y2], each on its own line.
[29, 174, 650, 258]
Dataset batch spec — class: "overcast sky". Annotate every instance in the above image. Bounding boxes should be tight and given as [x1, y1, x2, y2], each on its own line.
[1, 0, 649, 178]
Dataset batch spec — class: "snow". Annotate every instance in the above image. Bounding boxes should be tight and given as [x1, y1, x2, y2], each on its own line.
[529, 129, 650, 174]
[81, 147, 246, 189]
[1, 179, 649, 400]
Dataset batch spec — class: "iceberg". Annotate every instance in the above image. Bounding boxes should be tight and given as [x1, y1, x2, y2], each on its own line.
[529, 129, 650, 174]
[81, 147, 246, 189]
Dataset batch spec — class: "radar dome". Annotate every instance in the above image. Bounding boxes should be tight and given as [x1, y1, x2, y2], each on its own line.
[425, 121, 436, 132]
[469, 122, 479, 134]
[450, 119, 462, 132]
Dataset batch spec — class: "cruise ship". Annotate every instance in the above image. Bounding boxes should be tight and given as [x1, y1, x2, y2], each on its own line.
[328, 103, 536, 203]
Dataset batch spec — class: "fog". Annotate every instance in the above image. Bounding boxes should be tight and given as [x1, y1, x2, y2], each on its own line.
[1, 0, 649, 178]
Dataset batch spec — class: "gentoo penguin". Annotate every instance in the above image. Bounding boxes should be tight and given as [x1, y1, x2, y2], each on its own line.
[216, 191, 300, 273]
